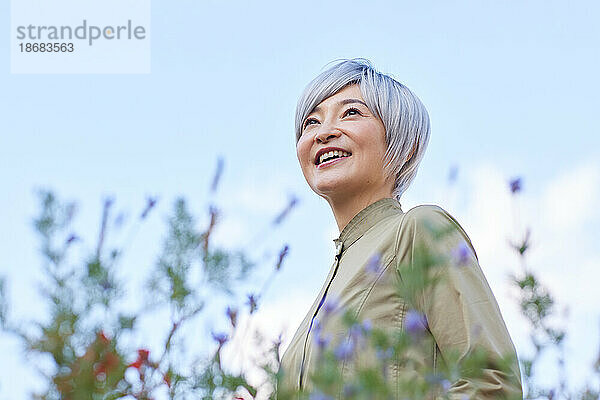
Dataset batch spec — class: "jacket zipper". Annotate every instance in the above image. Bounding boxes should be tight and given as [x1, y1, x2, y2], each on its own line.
[298, 243, 344, 390]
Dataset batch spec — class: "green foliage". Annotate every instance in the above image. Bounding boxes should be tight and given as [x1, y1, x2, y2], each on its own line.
[506, 182, 600, 400]
[0, 157, 295, 399]
[1, 166, 598, 400]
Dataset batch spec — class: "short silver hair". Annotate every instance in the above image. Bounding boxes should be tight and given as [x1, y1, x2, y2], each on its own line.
[295, 58, 431, 202]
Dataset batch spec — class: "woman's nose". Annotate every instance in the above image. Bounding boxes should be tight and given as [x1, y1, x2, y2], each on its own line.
[315, 127, 341, 143]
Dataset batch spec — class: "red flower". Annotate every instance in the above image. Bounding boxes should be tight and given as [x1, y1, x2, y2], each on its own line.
[128, 359, 143, 370]
[137, 349, 149, 362]
[127, 348, 150, 370]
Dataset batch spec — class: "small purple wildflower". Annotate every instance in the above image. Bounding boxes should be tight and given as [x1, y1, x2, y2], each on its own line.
[441, 379, 451, 392]
[311, 317, 322, 335]
[104, 196, 115, 210]
[226, 306, 238, 328]
[140, 196, 157, 220]
[65, 233, 79, 245]
[311, 318, 332, 349]
[342, 384, 357, 397]
[211, 156, 224, 194]
[273, 194, 299, 226]
[273, 333, 283, 350]
[276, 244, 289, 271]
[425, 373, 452, 393]
[309, 390, 334, 400]
[314, 332, 332, 350]
[333, 340, 355, 361]
[349, 323, 364, 346]
[246, 294, 258, 314]
[452, 242, 470, 266]
[376, 346, 394, 360]
[404, 309, 428, 335]
[211, 331, 228, 346]
[361, 318, 372, 334]
[365, 252, 382, 274]
[322, 296, 340, 315]
[114, 211, 125, 229]
[509, 177, 522, 194]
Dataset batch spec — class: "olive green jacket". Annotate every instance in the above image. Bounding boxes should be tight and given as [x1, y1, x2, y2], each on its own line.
[277, 198, 522, 399]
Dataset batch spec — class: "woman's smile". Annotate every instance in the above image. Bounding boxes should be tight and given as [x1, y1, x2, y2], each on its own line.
[316, 154, 351, 169]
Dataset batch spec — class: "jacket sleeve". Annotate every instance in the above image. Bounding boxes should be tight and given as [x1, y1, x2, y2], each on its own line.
[397, 205, 523, 400]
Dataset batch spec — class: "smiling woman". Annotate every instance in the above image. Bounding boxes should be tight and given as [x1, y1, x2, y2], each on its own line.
[276, 59, 523, 399]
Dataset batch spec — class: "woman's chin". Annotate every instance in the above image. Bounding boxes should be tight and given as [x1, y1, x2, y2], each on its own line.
[312, 178, 354, 197]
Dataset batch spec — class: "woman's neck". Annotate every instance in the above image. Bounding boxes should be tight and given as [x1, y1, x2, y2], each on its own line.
[327, 190, 395, 234]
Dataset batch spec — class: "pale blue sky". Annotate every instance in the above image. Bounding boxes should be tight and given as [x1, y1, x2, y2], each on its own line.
[1, 0, 599, 398]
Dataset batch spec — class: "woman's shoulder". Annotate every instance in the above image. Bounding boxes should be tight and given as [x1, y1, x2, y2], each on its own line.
[399, 203, 476, 257]
[402, 203, 458, 229]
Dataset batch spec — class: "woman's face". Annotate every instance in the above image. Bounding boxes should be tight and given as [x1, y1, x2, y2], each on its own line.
[296, 84, 393, 202]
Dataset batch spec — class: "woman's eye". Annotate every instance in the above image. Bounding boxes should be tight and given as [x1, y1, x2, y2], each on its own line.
[303, 118, 318, 129]
[343, 107, 362, 117]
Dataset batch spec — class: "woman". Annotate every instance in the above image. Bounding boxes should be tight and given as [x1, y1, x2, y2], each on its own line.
[277, 59, 522, 399]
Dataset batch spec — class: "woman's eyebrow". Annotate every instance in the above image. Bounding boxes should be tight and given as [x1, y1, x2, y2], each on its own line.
[311, 99, 368, 114]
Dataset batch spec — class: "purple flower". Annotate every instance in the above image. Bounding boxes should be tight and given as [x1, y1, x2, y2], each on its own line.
[314, 332, 332, 350]
[333, 340, 354, 361]
[365, 252, 382, 274]
[140, 196, 158, 220]
[342, 384, 357, 397]
[376, 346, 394, 360]
[114, 211, 125, 229]
[211, 331, 228, 346]
[275, 244, 289, 271]
[312, 318, 322, 335]
[425, 372, 452, 392]
[273, 195, 299, 226]
[226, 306, 238, 328]
[361, 318, 372, 334]
[441, 379, 451, 392]
[349, 323, 364, 345]
[246, 294, 258, 314]
[404, 309, 428, 335]
[509, 177, 522, 194]
[309, 390, 334, 400]
[211, 156, 224, 194]
[65, 233, 79, 245]
[451, 242, 470, 266]
[322, 296, 340, 315]
[311, 318, 332, 349]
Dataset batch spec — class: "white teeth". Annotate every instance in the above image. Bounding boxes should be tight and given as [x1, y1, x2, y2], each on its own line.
[318, 150, 350, 164]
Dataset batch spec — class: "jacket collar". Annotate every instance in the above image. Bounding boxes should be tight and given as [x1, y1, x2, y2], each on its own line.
[332, 197, 403, 257]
